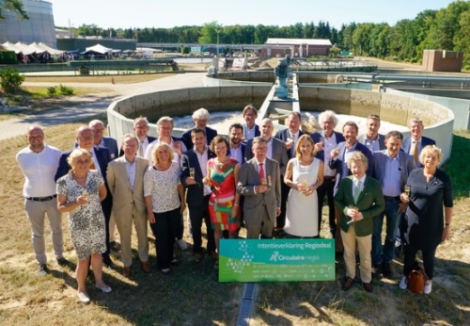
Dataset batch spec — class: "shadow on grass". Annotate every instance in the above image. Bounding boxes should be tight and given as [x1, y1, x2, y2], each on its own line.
[442, 132, 470, 199]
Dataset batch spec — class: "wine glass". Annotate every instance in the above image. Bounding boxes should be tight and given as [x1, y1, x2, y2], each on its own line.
[189, 167, 195, 178]
[404, 185, 411, 197]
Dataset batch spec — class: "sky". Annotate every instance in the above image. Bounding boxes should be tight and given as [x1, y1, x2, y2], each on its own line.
[48, 0, 456, 30]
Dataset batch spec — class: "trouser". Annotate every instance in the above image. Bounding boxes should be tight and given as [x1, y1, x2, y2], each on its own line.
[109, 212, 117, 243]
[149, 208, 179, 270]
[100, 195, 112, 261]
[245, 207, 274, 239]
[176, 212, 184, 240]
[24, 197, 64, 264]
[277, 179, 289, 228]
[188, 196, 216, 253]
[316, 177, 336, 236]
[372, 198, 401, 265]
[114, 205, 149, 267]
[403, 244, 437, 279]
[341, 227, 372, 283]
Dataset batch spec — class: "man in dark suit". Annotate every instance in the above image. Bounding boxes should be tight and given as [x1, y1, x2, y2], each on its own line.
[372, 131, 416, 278]
[329, 121, 373, 252]
[128, 117, 156, 158]
[237, 137, 281, 239]
[274, 112, 303, 233]
[228, 123, 246, 164]
[357, 114, 386, 153]
[55, 126, 115, 268]
[89, 119, 120, 251]
[181, 108, 217, 150]
[245, 118, 288, 173]
[401, 117, 436, 167]
[335, 151, 385, 293]
[311, 110, 345, 238]
[181, 128, 217, 262]
[241, 104, 260, 141]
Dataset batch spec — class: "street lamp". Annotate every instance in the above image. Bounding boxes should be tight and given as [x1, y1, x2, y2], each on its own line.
[215, 28, 221, 58]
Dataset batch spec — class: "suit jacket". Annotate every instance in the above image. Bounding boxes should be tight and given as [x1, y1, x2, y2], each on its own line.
[55, 146, 113, 217]
[242, 124, 261, 140]
[401, 136, 436, 168]
[357, 133, 386, 152]
[181, 127, 218, 150]
[274, 128, 304, 160]
[74, 136, 118, 159]
[119, 135, 157, 157]
[311, 131, 345, 162]
[180, 148, 216, 206]
[334, 175, 385, 236]
[106, 156, 149, 217]
[237, 158, 281, 224]
[245, 137, 288, 175]
[372, 150, 416, 193]
[227, 143, 247, 165]
[329, 141, 373, 195]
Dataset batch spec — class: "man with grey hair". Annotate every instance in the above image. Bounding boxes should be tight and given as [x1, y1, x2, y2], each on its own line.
[16, 125, 69, 276]
[181, 108, 218, 150]
[402, 117, 436, 167]
[357, 114, 386, 153]
[132, 117, 156, 158]
[145, 116, 187, 164]
[242, 104, 260, 141]
[311, 110, 345, 238]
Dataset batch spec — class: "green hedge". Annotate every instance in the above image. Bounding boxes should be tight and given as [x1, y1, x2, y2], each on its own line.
[0, 51, 18, 64]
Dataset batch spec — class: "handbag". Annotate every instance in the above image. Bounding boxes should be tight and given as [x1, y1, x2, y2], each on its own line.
[407, 265, 428, 293]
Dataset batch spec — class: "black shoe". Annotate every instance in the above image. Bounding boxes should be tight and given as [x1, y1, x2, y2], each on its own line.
[57, 257, 70, 267]
[382, 262, 392, 278]
[110, 241, 121, 251]
[103, 258, 115, 269]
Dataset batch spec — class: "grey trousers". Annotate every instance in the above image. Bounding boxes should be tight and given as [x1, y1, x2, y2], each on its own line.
[24, 198, 64, 265]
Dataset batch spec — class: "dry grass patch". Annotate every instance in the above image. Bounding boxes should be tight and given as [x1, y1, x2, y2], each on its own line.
[24, 73, 173, 84]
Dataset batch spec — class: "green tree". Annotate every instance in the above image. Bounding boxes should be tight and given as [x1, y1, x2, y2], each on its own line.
[453, 10, 470, 66]
[0, 0, 28, 20]
[198, 21, 222, 44]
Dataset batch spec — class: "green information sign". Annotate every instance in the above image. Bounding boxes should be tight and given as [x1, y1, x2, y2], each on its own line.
[219, 239, 335, 282]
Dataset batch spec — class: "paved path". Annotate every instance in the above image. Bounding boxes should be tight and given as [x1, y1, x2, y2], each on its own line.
[0, 72, 205, 141]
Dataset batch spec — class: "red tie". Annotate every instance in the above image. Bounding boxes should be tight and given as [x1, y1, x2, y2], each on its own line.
[259, 162, 265, 181]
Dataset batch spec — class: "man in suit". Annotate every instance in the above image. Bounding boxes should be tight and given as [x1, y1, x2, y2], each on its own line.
[181, 108, 218, 150]
[181, 128, 217, 262]
[329, 121, 373, 252]
[311, 110, 345, 238]
[357, 114, 386, 153]
[372, 131, 416, 278]
[237, 137, 281, 239]
[401, 117, 436, 167]
[228, 123, 246, 164]
[335, 151, 385, 293]
[241, 104, 260, 141]
[145, 116, 188, 250]
[133, 117, 156, 158]
[274, 112, 303, 233]
[55, 126, 115, 268]
[89, 119, 120, 251]
[107, 134, 150, 277]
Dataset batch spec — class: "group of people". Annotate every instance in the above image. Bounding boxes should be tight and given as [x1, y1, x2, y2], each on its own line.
[16, 105, 453, 303]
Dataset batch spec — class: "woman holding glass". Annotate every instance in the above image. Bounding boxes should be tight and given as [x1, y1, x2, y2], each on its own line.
[144, 143, 185, 275]
[399, 145, 453, 294]
[56, 148, 111, 304]
[205, 136, 241, 262]
[284, 135, 324, 237]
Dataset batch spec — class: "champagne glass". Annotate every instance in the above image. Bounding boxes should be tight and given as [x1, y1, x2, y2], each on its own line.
[268, 175, 272, 187]
[300, 180, 308, 195]
[261, 178, 267, 187]
[404, 185, 411, 197]
[189, 167, 195, 178]
[347, 205, 358, 224]
[82, 191, 88, 202]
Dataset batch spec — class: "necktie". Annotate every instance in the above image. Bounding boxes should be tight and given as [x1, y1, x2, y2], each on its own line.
[259, 162, 265, 182]
[353, 180, 361, 204]
[139, 142, 144, 157]
[411, 141, 419, 165]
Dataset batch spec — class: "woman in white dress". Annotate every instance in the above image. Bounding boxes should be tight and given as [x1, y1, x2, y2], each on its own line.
[284, 135, 324, 237]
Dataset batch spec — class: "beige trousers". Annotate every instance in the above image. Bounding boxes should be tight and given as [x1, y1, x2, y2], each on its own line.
[341, 226, 372, 283]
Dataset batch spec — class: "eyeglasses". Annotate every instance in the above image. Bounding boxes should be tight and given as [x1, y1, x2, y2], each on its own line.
[77, 159, 90, 164]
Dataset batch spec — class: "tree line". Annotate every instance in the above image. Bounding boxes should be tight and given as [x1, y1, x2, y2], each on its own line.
[59, 1, 470, 67]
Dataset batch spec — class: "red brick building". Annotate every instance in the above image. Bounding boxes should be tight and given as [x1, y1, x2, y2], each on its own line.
[422, 50, 463, 72]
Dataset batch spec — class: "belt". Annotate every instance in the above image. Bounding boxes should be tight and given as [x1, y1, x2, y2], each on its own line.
[384, 195, 400, 201]
[25, 195, 57, 202]
[324, 176, 336, 180]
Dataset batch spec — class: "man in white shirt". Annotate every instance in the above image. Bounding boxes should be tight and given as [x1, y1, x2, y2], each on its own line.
[16, 125, 69, 276]
[241, 104, 260, 141]
[130, 117, 156, 158]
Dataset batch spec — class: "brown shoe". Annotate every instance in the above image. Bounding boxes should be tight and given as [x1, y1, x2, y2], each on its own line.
[273, 227, 284, 237]
[194, 252, 202, 263]
[140, 260, 151, 273]
[123, 266, 131, 277]
[343, 277, 355, 291]
[362, 282, 373, 293]
[209, 251, 219, 260]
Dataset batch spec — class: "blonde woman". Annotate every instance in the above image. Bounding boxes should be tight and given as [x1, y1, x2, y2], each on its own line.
[144, 143, 185, 275]
[56, 148, 111, 304]
[283, 134, 324, 237]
